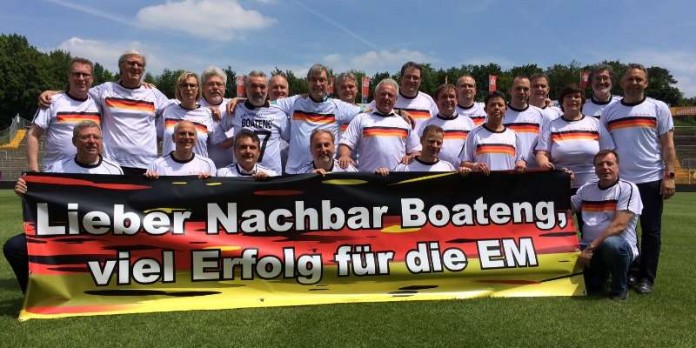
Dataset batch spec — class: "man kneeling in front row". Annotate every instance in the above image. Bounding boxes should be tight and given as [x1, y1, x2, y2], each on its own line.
[375, 125, 471, 175]
[145, 120, 216, 178]
[217, 129, 278, 179]
[572, 149, 642, 300]
[3, 120, 122, 293]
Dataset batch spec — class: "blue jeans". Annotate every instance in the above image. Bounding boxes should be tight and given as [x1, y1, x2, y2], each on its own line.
[584, 235, 634, 297]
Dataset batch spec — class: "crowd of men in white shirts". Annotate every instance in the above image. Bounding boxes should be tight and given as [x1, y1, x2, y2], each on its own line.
[4, 50, 678, 301]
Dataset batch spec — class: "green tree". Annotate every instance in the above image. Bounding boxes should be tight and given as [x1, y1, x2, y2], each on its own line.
[43, 50, 72, 90]
[285, 70, 307, 96]
[0, 34, 50, 126]
[223, 66, 236, 98]
[143, 72, 156, 85]
[155, 69, 185, 99]
[468, 63, 503, 100]
[416, 63, 440, 96]
[546, 62, 582, 100]
[646, 66, 682, 106]
[93, 62, 115, 84]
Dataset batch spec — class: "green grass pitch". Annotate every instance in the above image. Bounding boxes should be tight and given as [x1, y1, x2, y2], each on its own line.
[0, 190, 694, 347]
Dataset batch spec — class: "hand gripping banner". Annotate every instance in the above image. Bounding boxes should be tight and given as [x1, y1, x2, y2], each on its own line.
[18, 171, 583, 320]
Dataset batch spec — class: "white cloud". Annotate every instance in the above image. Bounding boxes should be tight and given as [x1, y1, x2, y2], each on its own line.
[136, 0, 276, 41]
[55, 37, 297, 79]
[57, 37, 169, 74]
[624, 49, 696, 98]
[321, 49, 433, 74]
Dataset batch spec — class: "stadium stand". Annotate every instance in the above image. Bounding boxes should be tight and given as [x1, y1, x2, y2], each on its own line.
[0, 116, 33, 184]
[672, 107, 696, 185]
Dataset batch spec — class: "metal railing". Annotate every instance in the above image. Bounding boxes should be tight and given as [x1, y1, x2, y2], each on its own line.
[0, 114, 30, 144]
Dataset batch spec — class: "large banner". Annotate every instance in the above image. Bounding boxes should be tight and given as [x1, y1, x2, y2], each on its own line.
[19, 171, 583, 320]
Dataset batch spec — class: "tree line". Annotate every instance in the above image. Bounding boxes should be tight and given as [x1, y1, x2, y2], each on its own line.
[1, 33, 693, 128]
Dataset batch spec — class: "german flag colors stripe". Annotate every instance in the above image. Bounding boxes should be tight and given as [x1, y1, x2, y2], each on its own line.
[363, 126, 408, 138]
[292, 111, 336, 124]
[551, 130, 599, 142]
[399, 108, 431, 120]
[506, 122, 540, 134]
[164, 119, 209, 133]
[55, 112, 101, 125]
[443, 130, 469, 140]
[476, 144, 515, 156]
[104, 98, 155, 113]
[581, 200, 618, 212]
[470, 116, 486, 126]
[607, 117, 657, 131]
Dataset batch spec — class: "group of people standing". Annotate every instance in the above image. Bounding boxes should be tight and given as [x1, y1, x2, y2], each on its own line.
[4, 50, 677, 302]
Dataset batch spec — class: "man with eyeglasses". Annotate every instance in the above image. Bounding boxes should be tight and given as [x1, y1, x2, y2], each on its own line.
[5, 120, 122, 294]
[39, 50, 172, 175]
[217, 71, 289, 174]
[200, 66, 235, 168]
[278, 64, 362, 174]
[583, 65, 622, 119]
[26, 57, 101, 172]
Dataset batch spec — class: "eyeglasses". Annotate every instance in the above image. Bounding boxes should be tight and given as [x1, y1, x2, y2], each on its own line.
[70, 72, 92, 78]
[180, 83, 199, 89]
[125, 61, 144, 68]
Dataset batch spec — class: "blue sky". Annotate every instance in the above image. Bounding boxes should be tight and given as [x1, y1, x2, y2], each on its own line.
[3, 0, 695, 96]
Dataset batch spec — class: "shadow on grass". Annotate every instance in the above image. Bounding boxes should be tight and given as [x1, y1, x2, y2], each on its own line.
[0, 277, 23, 318]
[0, 299, 21, 318]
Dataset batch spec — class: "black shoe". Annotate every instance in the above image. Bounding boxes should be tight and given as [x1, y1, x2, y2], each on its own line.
[628, 275, 637, 288]
[635, 281, 653, 294]
[610, 293, 627, 301]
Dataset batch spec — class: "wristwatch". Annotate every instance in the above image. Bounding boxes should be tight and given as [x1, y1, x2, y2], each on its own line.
[665, 171, 675, 179]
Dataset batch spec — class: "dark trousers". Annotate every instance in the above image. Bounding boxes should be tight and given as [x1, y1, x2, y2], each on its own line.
[634, 180, 664, 285]
[570, 188, 584, 233]
[121, 167, 147, 176]
[3, 234, 27, 293]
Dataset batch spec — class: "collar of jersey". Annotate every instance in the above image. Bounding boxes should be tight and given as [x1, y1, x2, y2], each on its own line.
[236, 163, 257, 175]
[74, 155, 103, 169]
[507, 103, 529, 112]
[170, 151, 195, 164]
[244, 100, 270, 109]
[620, 96, 647, 107]
[309, 94, 329, 103]
[373, 110, 396, 117]
[590, 95, 613, 105]
[65, 92, 89, 102]
[437, 113, 458, 120]
[313, 160, 335, 172]
[399, 91, 418, 100]
[414, 156, 439, 165]
[457, 103, 475, 110]
[482, 124, 507, 133]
